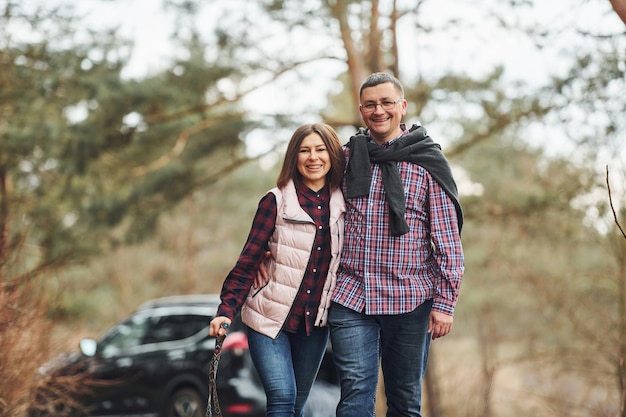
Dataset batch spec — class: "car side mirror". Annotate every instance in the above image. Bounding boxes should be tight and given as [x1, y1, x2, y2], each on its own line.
[79, 338, 98, 357]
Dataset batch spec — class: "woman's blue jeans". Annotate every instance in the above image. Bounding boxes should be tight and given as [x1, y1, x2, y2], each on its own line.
[246, 324, 329, 417]
[328, 300, 433, 417]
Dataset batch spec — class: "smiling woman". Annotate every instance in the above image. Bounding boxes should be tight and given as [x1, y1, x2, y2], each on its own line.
[209, 123, 345, 417]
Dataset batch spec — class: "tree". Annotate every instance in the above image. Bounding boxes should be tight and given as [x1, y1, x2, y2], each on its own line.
[453, 133, 617, 415]
[0, 2, 257, 293]
[0, 2, 263, 413]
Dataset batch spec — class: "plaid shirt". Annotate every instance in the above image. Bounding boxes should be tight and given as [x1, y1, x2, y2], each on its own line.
[332, 126, 464, 316]
[217, 182, 331, 335]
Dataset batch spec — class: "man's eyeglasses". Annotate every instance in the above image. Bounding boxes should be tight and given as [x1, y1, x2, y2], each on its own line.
[360, 98, 404, 113]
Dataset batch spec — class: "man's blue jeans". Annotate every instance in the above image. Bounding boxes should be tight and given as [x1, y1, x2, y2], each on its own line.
[328, 300, 433, 417]
[247, 324, 329, 417]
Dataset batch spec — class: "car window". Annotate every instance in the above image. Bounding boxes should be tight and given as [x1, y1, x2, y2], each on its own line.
[100, 313, 153, 357]
[143, 314, 213, 344]
[99, 312, 213, 357]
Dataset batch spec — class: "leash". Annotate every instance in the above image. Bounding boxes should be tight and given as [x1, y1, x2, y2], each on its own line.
[206, 323, 229, 417]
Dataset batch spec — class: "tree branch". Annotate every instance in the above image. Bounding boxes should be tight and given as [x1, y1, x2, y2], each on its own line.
[2, 252, 74, 293]
[132, 115, 232, 177]
[143, 56, 344, 124]
[606, 165, 626, 239]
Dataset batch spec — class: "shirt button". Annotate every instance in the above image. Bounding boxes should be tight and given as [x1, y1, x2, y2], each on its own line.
[318, 225, 323, 229]
[317, 205, 322, 209]
[312, 269, 317, 273]
[306, 311, 311, 316]
[306, 289, 311, 294]
[317, 247, 321, 251]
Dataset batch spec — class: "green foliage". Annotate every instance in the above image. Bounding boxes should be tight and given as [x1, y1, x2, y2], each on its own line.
[1, 3, 257, 286]
[454, 135, 623, 414]
[57, 160, 279, 326]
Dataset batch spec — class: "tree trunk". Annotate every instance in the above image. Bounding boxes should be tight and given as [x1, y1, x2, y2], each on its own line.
[328, 0, 366, 123]
[609, 0, 626, 24]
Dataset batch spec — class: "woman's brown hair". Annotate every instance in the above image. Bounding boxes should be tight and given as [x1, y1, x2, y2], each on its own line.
[276, 123, 345, 190]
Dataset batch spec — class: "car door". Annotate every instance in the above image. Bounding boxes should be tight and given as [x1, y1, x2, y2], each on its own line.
[81, 311, 166, 414]
[85, 311, 215, 415]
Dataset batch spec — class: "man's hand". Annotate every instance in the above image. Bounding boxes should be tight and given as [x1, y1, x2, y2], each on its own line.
[428, 310, 453, 340]
[254, 250, 272, 288]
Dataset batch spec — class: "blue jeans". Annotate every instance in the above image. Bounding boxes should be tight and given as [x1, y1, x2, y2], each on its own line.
[328, 300, 433, 417]
[247, 324, 330, 417]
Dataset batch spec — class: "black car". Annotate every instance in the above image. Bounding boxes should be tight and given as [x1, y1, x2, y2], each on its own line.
[31, 294, 339, 417]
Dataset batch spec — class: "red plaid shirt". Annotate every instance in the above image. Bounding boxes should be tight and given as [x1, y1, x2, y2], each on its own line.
[332, 126, 464, 316]
[217, 182, 332, 335]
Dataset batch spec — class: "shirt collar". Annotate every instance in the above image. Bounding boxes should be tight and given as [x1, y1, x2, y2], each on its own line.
[295, 181, 330, 201]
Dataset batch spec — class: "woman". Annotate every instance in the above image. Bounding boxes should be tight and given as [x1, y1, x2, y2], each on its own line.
[209, 123, 345, 417]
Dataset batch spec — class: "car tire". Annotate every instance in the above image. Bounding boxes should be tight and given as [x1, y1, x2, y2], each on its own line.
[165, 387, 204, 417]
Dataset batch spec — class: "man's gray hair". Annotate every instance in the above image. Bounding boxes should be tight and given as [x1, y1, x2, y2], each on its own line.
[359, 72, 404, 97]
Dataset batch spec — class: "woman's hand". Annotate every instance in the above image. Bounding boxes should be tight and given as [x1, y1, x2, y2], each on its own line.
[209, 316, 231, 337]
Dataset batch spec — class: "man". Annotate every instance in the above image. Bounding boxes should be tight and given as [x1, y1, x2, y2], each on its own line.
[329, 72, 464, 417]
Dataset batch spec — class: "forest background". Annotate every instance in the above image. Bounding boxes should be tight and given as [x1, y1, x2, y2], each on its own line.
[1, 0, 626, 416]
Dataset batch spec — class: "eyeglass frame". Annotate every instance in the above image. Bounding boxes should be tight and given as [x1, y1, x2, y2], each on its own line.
[359, 98, 404, 113]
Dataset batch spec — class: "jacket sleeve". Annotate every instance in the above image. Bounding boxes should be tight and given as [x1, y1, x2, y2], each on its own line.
[427, 178, 464, 316]
[216, 193, 277, 319]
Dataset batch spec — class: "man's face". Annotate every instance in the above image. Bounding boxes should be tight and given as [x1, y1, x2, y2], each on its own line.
[359, 82, 406, 144]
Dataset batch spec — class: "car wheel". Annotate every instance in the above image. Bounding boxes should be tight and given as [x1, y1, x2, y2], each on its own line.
[165, 387, 204, 417]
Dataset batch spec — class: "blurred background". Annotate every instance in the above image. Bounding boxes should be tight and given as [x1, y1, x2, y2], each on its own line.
[1, 0, 625, 416]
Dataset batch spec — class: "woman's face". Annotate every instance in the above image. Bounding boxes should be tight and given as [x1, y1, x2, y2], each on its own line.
[297, 132, 331, 191]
